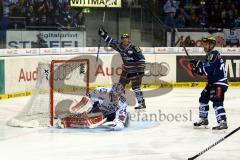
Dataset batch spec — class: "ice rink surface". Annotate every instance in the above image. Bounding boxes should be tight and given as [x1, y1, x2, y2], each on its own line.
[0, 88, 239, 160]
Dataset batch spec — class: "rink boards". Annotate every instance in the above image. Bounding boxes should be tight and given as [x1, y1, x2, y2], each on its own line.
[0, 47, 239, 99]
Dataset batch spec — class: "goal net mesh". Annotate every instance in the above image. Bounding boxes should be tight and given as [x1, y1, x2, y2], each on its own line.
[7, 59, 89, 127]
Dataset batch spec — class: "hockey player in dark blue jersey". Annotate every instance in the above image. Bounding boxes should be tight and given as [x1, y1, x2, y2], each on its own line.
[190, 36, 228, 130]
[98, 27, 146, 110]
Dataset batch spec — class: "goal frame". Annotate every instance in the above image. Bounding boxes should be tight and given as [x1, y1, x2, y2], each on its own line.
[50, 59, 90, 126]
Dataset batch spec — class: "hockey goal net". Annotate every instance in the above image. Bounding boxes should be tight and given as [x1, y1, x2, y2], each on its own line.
[7, 59, 89, 127]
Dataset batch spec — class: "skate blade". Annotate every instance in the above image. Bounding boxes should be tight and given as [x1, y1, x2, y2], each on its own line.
[193, 125, 209, 129]
[212, 129, 228, 134]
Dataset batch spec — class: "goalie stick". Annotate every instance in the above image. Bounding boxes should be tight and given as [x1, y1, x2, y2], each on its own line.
[188, 126, 240, 160]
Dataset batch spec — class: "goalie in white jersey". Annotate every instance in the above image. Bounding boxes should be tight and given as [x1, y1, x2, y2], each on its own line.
[56, 83, 129, 131]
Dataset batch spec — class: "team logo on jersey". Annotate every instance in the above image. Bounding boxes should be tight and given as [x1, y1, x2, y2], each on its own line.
[128, 50, 133, 55]
[207, 54, 214, 61]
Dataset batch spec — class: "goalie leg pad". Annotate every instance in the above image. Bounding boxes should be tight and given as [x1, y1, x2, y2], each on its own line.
[56, 112, 104, 128]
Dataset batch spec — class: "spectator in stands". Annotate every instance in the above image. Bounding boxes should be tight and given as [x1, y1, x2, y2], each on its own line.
[58, 3, 73, 30]
[234, 13, 240, 28]
[196, 1, 207, 29]
[163, 0, 179, 28]
[225, 3, 236, 27]
[209, 2, 221, 28]
[1, 0, 10, 30]
[175, 7, 189, 28]
[164, 12, 175, 28]
[10, 0, 27, 17]
[163, 0, 178, 14]
[189, 14, 201, 28]
[220, 8, 227, 27]
[51, 0, 61, 25]
[37, 0, 52, 26]
[26, 5, 37, 26]
[73, 11, 86, 31]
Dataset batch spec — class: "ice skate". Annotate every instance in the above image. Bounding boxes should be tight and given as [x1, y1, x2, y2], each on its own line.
[134, 102, 146, 110]
[212, 121, 228, 131]
[193, 118, 209, 129]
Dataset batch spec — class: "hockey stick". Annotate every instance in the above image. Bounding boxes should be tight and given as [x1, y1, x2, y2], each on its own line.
[188, 126, 240, 160]
[96, 11, 105, 62]
[96, 0, 115, 62]
[174, 28, 192, 59]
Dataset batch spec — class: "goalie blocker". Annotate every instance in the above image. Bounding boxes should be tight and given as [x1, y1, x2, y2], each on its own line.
[55, 84, 129, 130]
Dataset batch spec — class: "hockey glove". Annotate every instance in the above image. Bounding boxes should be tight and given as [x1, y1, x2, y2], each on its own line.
[98, 27, 107, 37]
[189, 59, 204, 75]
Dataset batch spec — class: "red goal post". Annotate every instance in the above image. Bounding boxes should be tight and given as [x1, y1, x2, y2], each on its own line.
[50, 59, 90, 126]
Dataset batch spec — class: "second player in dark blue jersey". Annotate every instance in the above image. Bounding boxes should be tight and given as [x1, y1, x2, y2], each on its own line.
[98, 27, 146, 110]
[190, 36, 228, 130]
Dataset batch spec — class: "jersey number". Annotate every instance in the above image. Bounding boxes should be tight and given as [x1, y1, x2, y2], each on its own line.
[220, 63, 227, 78]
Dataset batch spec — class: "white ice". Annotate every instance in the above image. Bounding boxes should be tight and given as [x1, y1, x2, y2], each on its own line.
[0, 88, 239, 160]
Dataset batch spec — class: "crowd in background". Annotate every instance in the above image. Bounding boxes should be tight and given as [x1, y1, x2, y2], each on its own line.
[1, 0, 240, 30]
[162, 0, 240, 29]
[0, 0, 86, 30]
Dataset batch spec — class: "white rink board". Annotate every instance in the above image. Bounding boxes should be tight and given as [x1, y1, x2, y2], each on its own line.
[3, 54, 176, 93]
[1, 47, 240, 94]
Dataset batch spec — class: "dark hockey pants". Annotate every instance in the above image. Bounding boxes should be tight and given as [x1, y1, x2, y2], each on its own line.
[198, 84, 228, 123]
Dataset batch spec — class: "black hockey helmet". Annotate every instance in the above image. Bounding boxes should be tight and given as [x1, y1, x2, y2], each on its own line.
[121, 33, 130, 39]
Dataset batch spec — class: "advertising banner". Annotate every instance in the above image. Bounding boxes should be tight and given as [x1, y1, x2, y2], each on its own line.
[6, 31, 86, 48]
[176, 55, 240, 82]
[223, 29, 240, 47]
[167, 32, 224, 47]
[70, 0, 121, 8]
[3, 53, 175, 93]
